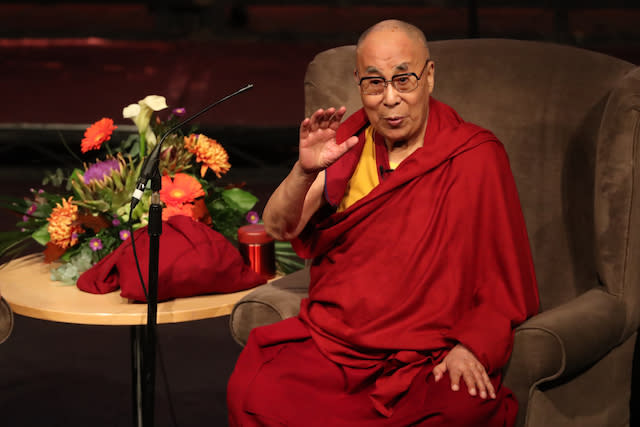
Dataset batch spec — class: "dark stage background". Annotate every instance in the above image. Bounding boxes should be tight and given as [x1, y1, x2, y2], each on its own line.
[0, 1, 639, 426]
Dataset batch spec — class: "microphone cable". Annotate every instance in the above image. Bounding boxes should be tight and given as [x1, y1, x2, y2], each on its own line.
[124, 84, 254, 427]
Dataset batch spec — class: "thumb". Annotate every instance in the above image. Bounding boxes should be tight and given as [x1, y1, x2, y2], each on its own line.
[330, 135, 359, 164]
[433, 361, 447, 382]
[337, 135, 359, 155]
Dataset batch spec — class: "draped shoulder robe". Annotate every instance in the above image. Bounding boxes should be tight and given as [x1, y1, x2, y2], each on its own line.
[228, 98, 539, 427]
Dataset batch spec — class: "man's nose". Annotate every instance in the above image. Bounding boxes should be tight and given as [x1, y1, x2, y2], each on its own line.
[382, 82, 401, 106]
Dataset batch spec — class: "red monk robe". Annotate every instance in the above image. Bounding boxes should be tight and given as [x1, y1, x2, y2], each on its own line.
[228, 98, 539, 426]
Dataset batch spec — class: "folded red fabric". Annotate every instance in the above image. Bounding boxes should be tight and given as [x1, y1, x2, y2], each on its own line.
[77, 215, 265, 302]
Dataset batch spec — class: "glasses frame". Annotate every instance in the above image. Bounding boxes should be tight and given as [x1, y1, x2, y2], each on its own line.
[358, 59, 432, 95]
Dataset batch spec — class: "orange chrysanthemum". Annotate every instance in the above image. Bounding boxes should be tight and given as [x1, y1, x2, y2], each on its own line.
[47, 197, 83, 249]
[184, 134, 231, 178]
[162, 204, 195, 221]
[159, 173, 205, 207]
[81, 118, 117, 153]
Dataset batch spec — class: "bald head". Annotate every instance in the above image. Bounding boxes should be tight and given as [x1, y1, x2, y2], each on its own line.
[356, 20, 429, 55]
[353, 19, 435, 151]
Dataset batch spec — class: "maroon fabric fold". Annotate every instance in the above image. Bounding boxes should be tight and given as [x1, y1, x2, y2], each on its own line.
[287, 98, 539, 417]
[77, 215, 265, 302]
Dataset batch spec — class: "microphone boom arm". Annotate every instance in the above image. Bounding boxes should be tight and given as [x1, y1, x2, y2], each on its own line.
[130, 83, 254, 210]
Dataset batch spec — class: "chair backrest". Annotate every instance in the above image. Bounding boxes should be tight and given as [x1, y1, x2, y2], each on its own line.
[304, 39, 640, 323]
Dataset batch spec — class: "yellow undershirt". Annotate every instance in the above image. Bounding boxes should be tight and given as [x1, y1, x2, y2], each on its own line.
[338, 126, 395, 212]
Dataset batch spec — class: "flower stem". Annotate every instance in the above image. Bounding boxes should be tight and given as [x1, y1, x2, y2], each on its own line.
[139, 132, 147, 158]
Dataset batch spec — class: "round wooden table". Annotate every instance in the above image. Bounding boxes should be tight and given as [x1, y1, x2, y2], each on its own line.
[0, 254, 257, 325]
[0, 253, 264, 427]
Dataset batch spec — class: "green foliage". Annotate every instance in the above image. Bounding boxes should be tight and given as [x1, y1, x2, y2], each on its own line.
[274, 241, 305, 274]
[31, 224, 50, 246]
[207, 187, 258, 242]
[50, 246, 95, 285]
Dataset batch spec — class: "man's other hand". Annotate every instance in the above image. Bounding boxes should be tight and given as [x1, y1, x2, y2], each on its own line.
[299, 107, 359, 173]
[433, 344, 497, 399]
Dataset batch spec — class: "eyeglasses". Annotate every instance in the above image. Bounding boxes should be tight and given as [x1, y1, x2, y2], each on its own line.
[358, 59, 431, 96]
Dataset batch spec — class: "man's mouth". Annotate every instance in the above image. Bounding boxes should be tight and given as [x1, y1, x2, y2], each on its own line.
[385, 116, 404, 127]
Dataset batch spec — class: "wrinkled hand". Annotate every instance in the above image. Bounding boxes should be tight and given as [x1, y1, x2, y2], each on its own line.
[433, 344, 496, 400]
[298, 107, 359, 173]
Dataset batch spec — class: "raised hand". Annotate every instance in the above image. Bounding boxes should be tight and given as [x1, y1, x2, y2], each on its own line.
[433, 343, 497, 400]
[298, 107, 359, 173]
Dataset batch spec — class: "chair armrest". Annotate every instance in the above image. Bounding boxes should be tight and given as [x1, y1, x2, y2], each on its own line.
[504, 288, 626, 410]
[0, 296, 13, 344]
[229, 268, 309, 346]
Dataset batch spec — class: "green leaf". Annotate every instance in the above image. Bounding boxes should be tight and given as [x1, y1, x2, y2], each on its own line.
[124, 159, 143, 196]
[74, 199, 111, 212]
[0, 233, 33, 260]
[0, 196, 29, 214]
[112, 169, 124, 190]
[31, 223, 50, 246]
[71, 178, 88, 201]
[221, 188, 258, 213]
[274, 240, 304, 274]
[69, 168, 84, 184]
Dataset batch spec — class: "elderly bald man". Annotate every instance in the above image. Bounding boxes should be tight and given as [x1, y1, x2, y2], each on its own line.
[227, 20, 539, 426]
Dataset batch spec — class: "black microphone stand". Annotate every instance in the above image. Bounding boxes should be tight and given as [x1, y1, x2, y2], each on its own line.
[142, 170, 162, 427]
[129, 84, 253, 427]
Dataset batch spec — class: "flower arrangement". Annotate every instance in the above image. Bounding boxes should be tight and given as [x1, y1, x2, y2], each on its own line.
[0, 94, 302, 284]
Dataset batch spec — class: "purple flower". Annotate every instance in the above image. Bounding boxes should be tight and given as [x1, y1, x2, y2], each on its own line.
[22, 203, 38, 222]
[246, 211, 259, 224]
[119, 229, 131, 241]
[83, 159, 121, 184]
[112, 218, 121, 226]
[89, 238, 103, 251]
[172, 107, 186, 116]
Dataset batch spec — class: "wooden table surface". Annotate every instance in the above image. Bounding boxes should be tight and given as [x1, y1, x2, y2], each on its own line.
[0, 254, 258, 326]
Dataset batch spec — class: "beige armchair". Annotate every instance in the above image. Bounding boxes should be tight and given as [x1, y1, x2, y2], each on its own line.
[230, 39, 640, 426]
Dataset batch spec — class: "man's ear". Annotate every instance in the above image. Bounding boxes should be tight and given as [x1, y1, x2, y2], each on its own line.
[427, 61, 435, 94]
[353, 68, 359, 84]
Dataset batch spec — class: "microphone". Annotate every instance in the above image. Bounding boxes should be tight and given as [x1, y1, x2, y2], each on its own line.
[130, 84, 254, 211]
[379, 165, 394, 179]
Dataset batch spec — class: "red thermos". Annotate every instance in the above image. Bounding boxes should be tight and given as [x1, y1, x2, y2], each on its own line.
[238, 224, 276, 280]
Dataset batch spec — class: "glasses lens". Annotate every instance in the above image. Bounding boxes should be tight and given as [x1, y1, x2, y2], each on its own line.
[392, 74, 418, 92]
[360, 74, 420, 95]
[361, 78, 385, 95]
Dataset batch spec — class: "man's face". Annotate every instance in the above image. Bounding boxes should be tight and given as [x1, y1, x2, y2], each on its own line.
[356, 29, 434, 147]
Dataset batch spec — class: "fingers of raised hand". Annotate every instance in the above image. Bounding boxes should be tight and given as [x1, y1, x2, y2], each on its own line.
[319, 108, 337, 129]
[299, 117, 312, 139]
[309, 108, 333, 130]
[328, 106, 348, 130]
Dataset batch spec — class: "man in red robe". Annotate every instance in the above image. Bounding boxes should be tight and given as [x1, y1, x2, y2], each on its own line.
[228, 20, 539, 426]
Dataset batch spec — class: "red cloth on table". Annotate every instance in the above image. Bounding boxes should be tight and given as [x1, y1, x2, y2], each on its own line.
[77, 215, 265, 302]
[228, 98, 539, 426]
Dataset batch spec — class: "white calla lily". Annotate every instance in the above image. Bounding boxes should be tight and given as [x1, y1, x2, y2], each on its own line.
[122, 95, 168, 156]
[141, 95, 168, 112]
[122, 104, 141, 119]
